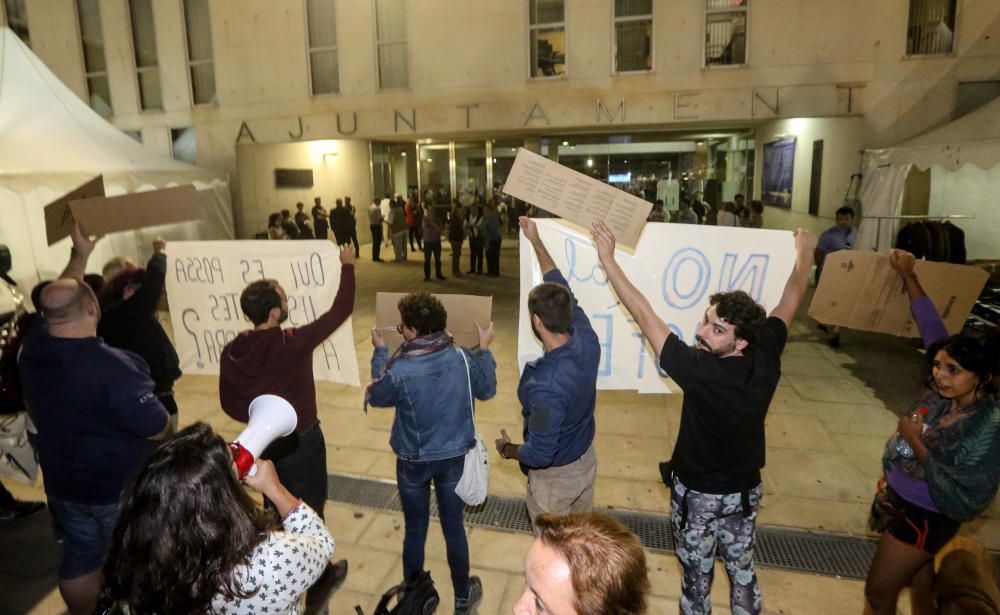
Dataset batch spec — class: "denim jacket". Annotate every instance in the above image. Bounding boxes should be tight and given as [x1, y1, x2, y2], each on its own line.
[369, 345, 497, 462]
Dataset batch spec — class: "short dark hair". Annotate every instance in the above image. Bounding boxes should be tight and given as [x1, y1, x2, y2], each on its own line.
[336, 198, 343, 207]
[528, 282, 573, 334]
[750, 200, 764, 214]
[680, 197, 691, 206]
[536, 512, 650, 615]
[926, 333, 1000, 395]
[836, 206, 855, 218]
[398, 292, 447, 336]
[709, 291, 766, 345]
[240, 279, 282, 326]
[735, 193, 745, 200]
[281, 209, 290, 217]
[105, 422, 276, 614]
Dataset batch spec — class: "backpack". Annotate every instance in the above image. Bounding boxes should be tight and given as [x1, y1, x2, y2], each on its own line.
[362, 570, 439, 615]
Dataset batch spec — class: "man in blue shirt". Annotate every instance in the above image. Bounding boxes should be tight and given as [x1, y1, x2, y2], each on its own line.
[495, 217, 600, 529]
[814, 205, 857, 346]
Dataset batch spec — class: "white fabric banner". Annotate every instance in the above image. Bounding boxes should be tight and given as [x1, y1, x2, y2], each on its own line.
[518, 220, 796, 393]
[165, 241, 360, 386]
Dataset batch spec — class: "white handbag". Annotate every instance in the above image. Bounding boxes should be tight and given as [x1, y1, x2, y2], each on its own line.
[454, 348, 489, 506]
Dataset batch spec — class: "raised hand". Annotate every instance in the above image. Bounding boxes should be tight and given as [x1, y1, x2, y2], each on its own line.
[339, 244, 357, 266]
[518, 216, 539, 242]
[889, 249, 916, 278]
[476, 321, 495, 349]
[591, 221, 617, 263]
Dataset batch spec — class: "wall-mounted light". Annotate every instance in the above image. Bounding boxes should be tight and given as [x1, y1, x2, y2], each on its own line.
[586, 158, 594, 167]
[561, 140, 569, 146]
[401, 152, 407, 157]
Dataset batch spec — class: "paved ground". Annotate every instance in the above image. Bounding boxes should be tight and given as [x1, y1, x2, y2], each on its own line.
[3, 235, 996, 614]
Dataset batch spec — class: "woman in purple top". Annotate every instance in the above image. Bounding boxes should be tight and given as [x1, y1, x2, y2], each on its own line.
[864, 249, 1000, 615]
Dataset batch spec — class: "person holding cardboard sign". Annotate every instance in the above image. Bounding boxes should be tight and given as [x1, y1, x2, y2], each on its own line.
[591, 220, 816, 615]
[495, 217, 601, 530]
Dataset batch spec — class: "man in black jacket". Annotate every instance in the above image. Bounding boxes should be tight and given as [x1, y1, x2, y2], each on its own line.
[99, 238, 182, 428]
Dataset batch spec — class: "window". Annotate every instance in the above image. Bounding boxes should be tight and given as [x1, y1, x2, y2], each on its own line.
[306, 0, 339, 95]
[171, 127, 197, 164]
[128, 0, 162, 110]
[123, 129, 142, 143]
[529, 0, 565, 78]
[375, 0, 407, 89]
[704, 0, 747, 67]
[906, 0, 956, 55]
[183, 0, 216, 105]
[614, 0, 652, 73]
[76, 0, 112, 116]
[3, 0, 30, 47]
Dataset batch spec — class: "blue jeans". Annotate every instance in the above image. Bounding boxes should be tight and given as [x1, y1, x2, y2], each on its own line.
[397, 455, 470, 598]
[48, 496, 120, 579]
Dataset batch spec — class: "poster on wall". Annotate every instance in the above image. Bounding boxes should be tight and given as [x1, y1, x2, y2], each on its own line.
[762, 137, 796, 208]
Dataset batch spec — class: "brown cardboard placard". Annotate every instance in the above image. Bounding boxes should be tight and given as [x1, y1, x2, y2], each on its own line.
[501, 148, 652, 250]
[43, 175, 105, 245]
[808, 250, 988, 337]
[67, 185, 201, 237]
[375, 292, 493, 353]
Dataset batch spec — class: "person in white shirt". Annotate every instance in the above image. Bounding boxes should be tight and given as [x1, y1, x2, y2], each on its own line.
[105, 422, 338, 615]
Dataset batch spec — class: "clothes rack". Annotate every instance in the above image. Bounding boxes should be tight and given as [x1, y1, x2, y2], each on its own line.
[865, 214, 974, 251]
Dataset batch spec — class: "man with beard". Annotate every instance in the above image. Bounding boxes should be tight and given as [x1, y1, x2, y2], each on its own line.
[219, 245, 356, 614]
[495, 218, 600, 529]
[590, 221, 816, 615]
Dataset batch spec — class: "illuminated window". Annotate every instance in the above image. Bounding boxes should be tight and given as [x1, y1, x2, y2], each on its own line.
[614, 0, 652, 73]
[375, 0, 407, 89]
[906, 0, 956, 55]
[704, 0, 747, 67]
[307, 0, 340, 95]
[529, 0, 565, 78]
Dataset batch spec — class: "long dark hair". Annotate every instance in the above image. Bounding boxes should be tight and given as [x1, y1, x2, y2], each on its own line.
[104, 422, 277, 614]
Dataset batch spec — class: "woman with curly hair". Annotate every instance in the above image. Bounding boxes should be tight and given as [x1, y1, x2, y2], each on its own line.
[104, 422, 336, 614]
[864, 250, 1000, 615]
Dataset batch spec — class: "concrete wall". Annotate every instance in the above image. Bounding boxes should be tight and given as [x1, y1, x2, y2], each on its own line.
[753, 117, 865, 233]
[235, 139, 372, 241]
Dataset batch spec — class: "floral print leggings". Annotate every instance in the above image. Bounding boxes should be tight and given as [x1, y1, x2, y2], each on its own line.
[671, 477, 763, 615]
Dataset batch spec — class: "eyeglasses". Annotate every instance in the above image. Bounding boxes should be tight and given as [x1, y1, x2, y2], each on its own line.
[376, 323, 406, 334]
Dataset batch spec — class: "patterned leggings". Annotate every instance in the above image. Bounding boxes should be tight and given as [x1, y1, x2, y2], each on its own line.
[671, 477, 763, 615]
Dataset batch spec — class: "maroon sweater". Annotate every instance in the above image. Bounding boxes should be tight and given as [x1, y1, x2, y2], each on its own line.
[219, 265, 355, 432]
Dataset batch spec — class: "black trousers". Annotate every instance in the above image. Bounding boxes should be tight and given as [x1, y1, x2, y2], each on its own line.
[370, 224, 383, 260]
[486, 238, 501, 275]
[468, 238, 484, 273]
[423, 240, 443, 279]
[263, 422, 328, 518]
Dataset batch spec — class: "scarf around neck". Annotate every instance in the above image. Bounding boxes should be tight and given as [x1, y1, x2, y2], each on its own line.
[364, 330, 454, 412]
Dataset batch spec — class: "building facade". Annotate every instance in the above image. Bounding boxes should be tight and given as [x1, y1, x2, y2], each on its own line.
[4, 0, 999, 238]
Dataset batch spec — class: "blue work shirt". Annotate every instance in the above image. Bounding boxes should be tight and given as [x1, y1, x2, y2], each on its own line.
[516, 269, 600, 469]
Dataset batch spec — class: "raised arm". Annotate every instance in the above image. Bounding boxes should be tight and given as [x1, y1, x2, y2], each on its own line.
[889, 249, 947, 346]
[519, 216, 557, 275]
[59, 222, 98, 280]
[770, 229, 817, 329]
[591, 221, 670, 357]
[289, 246, 356, 351]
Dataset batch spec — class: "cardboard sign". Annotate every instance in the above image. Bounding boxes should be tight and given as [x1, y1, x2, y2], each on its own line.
[164, 240, 360, 386]
[43, 175, 105, 245]
[375, 292, 493, 354]
[809, 250, 988, 337]
[519, 220, 797, 393]
[68, 185, 201, 237]
[502, 148, 652, 250]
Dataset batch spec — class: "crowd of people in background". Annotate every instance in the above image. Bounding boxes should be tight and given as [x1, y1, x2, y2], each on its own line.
[266, 191, 521, 282]
[648, 191, 766, 229]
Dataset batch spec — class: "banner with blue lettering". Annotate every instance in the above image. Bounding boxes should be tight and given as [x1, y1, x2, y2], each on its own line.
[165, 241, 360, 386]
[518, 220, 796, 393]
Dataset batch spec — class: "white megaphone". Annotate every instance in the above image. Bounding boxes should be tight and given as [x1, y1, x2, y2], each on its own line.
[229, 395, 298, 480]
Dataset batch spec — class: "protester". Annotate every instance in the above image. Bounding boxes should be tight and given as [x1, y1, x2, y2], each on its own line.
[267, 213, 285, 240]
[105, 422, 336, 614]
[448, 202, 465, 278]
[716, 201, 741, 227]
[677, 198, 698, 224]
[368, 197, 384, 262]
[647, 199, 668, 222]
[330, 199, 354, 255]
[312, 197, 330, 240]
[295, 202, 315, 239]
[19, 223, 171, 615]
[496, 217, 600, 528]
[406, 198, 422, 253]
[692, 191, 708, 225]
[388, 198, 409, 262]
[466, 204, 484, 275]
[513, 512, 650, 615]
[98, 238, 182, 430]
[344, 196, 360, 256]
[421, 202, 446, 281]
[863, 249, 1000, 615]
[366, 293, 496, 615]
[482, 202, 502, 277]
[219, 244, 355, 614]
[747, 200, 764, 228]
[281, 209, 300, 239]
[591, 220, 816, 615]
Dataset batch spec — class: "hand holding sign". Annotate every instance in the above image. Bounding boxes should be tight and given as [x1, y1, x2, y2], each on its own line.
[476, 321, 495, 349]
[590, 221, 617, 263]
[339, 244, 357, 266]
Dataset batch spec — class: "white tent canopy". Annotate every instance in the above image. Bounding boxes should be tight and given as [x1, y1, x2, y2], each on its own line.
[0, 26, 234, 306]
[858, 96, 1000, 259]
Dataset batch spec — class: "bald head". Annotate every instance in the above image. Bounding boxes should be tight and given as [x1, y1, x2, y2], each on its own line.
[41, 279, 98, 326]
